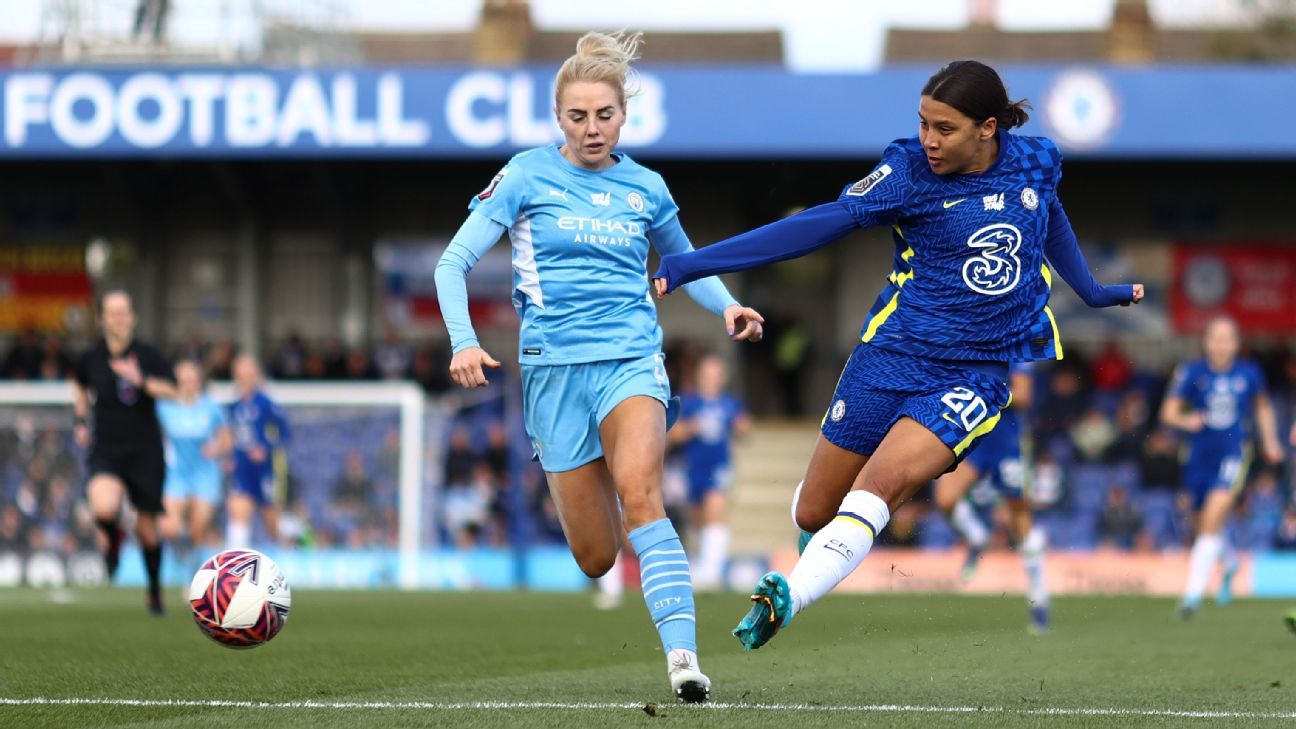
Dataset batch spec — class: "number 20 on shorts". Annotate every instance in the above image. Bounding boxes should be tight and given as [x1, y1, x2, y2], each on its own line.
[941, 387, 989, 431]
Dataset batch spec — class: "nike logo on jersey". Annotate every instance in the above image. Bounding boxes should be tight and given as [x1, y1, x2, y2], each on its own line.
[943, 199, 967, 209]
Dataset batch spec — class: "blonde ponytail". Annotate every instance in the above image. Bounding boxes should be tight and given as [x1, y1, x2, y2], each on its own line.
[554, 31, 642, 109]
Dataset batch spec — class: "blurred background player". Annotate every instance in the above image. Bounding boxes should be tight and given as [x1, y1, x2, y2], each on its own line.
[1161, 316, 1284, 618]
[157, 360, 231, 570]
[934, 362, 1050, 633]
[227, 354, 290, 548]
[655, 60, 1142, 650]
[673, 354, 750, 589]
[72, 290, 177, 615]
[433, 31, 762, 702]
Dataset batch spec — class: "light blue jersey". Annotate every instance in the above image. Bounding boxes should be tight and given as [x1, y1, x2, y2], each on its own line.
[465, 144, 716, 365]
[157, 395, 226, 503]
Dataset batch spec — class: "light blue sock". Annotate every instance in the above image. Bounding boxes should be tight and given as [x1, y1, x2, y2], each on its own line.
[628, 518, 697, 653]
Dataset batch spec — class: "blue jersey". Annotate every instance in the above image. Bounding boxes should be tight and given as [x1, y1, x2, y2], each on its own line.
[845, 133, 1063, 362]
[679, 393, 746, 487]
[157, 395, 225, 472]
[1169, 358, 1266, 457]
[229, 391, 289, 474]
[467, 145, 681, 365]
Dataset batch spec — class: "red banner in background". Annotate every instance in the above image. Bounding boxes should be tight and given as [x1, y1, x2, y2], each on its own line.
[1171, 244, 1296, 334]
[0, 245, 93, 334]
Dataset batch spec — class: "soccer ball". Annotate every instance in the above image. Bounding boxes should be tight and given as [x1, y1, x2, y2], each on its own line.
[189, 550, 291, 648]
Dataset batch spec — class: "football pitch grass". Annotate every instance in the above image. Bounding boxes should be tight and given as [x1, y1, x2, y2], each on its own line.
[2, 588, 1294, 728]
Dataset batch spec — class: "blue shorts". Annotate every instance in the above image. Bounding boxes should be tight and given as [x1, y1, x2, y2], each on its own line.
[1183, 447, 1249, 511]
[687, 464, 732, 505]
[522, 353, 671, 473]
[231, 466, 275, 506]
[964, 415, 1025, 501]
[820, 344, 1011, 470]
[164, 463, 222, 504]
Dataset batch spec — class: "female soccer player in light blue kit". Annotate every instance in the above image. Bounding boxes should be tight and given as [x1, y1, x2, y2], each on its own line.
[157, 360, 230, 566]
[1161, 316, 1283, 617]
[654, 61, 1143, 650]
[434, 32, 763, 702]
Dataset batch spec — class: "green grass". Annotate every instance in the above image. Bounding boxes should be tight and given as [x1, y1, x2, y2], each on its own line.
[1, 588, 1294, 728]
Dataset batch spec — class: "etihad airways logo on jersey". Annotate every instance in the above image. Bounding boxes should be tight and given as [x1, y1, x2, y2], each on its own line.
[557, 216, 643, 247]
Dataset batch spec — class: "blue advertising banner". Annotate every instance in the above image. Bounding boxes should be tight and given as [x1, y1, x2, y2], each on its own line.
[0, 64, 1291, 159]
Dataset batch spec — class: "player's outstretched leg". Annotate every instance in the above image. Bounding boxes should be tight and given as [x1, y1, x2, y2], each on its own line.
[1179, 532, 1222, 619]
[1021, 525, 1050, 634]
[96, 517, 124, 580]
[735, 489, 891, 650]
[733, 571, 792, 650]
[628, 518, 709, 703]
[1216, 538, 1238, 607]
[951, 499, 990, 583]
[137, 514, 164, 616]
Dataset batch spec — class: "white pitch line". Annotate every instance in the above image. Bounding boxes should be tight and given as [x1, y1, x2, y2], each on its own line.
[2, 697, 1294, 720]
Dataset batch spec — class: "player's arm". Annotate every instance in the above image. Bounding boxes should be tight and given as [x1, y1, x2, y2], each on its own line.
[142, 374, 177, 400]
[1009, 370, 1033, 411]
[72, 379, 91, 449]
[434, 210, 506, 388]
[1159, 367, 1202, 432]
[1253, 392, 1284, 464]
[1044, 198, 1144, 307]
[205, 425, 234, 459]
[649, 217, 763, 342]
[653, 202, 858, 294]
[732, 410, 753, 439]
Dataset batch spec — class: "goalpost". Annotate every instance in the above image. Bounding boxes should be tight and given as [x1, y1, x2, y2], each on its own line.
[0, 380, 429, 589]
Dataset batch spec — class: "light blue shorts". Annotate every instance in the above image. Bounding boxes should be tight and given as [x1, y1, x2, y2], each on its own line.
[164, 464, 222, 505]
[522, 353, 671, 473]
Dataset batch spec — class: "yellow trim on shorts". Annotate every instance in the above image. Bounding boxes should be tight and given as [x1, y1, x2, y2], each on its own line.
[833, 513, 876, 538]
[1228, 447, 1253, 497]
[953, 410, 1003, 457]
[1044, 305, 1063, 360]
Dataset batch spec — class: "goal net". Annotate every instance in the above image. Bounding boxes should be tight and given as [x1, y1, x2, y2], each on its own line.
[0, 377, 588, 592]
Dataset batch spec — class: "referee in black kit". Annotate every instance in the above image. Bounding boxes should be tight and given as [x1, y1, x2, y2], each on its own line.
[74, 290, 177, 615]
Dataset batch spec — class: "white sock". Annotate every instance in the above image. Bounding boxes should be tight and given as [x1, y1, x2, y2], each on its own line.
[1184, 533, 1223, 604]
[951, 500, 990, 549]
[788, 490, 890, 616]
[1020, 525, 1049, 608]
[226, 520, 251, 549]
[695, 523, 729, 589]
[598, 551, 624, 598]
[1220, 541, 1239, 574]
[790, 481, 804, 526]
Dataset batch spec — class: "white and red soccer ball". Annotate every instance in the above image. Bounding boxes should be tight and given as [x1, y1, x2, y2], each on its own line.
[189, 550, 291, 648]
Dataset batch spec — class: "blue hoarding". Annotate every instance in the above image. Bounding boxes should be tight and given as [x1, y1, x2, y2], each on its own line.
[0, 64, 1291, 159]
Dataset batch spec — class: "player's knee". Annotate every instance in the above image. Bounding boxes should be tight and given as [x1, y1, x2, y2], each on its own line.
[617, 487, 664, 529]
[794, 499, 834, 533]
[572, 545, 617, 578]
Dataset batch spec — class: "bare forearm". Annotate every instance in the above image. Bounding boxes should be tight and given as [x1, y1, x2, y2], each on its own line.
[144, 377, 177, 400]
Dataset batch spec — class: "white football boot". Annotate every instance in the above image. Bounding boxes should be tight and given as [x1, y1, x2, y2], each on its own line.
[667, 648, 710, 703]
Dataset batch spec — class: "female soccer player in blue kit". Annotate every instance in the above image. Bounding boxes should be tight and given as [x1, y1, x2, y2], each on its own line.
[654, 61, 1143, 650]
[434, 32, 763, 702]
[933, 362, 1050, 633]
[1161, 316, 1283, 617]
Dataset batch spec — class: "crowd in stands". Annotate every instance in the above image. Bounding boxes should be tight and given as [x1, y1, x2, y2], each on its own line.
[3, 329, 1295, 559]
